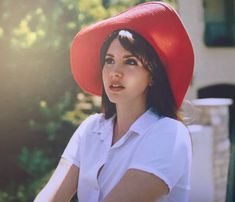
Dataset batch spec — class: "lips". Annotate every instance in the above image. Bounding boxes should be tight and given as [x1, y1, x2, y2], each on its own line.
[109, 83, 125, 91]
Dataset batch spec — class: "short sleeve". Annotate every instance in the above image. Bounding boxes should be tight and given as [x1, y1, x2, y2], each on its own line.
[61, 127, 82, 168]
[61, 113, 101, 168]
[128, 118, 192, 191]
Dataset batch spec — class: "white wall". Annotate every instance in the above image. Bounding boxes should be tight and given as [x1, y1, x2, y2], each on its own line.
[188, 125, 214, 202]
[177, 0, 235, 100]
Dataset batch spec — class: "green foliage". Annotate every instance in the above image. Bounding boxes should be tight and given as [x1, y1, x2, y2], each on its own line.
[78, 0, 107, 28]
[18, 147, 52, 177]
[0, 191, 11, 202]
[7, 91, 100, 202]
[28, 91, 73, 141]
[11, 8, 46, 49]
[63, 93, 101, 125]
[0, 169, 54, 202]
[0, 91, 76, 202]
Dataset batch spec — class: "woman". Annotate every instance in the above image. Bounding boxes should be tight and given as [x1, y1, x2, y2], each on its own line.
[34, 2, 194, 202]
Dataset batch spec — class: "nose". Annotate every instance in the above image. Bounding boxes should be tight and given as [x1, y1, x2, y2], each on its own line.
[110, 64, 123, 78]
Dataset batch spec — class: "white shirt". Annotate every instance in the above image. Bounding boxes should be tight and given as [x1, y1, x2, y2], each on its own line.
[61, 108, 192, 202]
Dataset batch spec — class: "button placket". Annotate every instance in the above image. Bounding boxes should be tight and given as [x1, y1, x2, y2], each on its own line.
[95, 138, 110, 192]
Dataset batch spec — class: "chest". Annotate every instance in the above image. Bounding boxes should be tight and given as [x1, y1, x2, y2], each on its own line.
[78, 130, 140, 193]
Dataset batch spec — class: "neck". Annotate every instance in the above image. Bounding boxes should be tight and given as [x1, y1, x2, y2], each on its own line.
[114, 101, 148, 138]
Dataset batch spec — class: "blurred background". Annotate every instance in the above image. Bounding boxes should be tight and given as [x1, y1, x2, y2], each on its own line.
[1, 0, 235, 202]
[0, 0, 176, 201]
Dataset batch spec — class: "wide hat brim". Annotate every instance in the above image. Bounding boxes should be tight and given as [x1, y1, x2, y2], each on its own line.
[70, 1, 194, 108]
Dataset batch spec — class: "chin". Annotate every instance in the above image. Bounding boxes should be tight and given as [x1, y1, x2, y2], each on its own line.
[107, 96, 119, 104]
[106, 93, 122, 103]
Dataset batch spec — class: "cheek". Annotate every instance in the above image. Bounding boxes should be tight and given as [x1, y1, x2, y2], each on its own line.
[139, 73, 151, 93]
[102, 68, 109, 85]
[141, 69, 151, 84]
[130, 70, 150, 87]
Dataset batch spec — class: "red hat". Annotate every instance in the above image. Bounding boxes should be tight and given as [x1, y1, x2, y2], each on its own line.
[70, 1, 194, 108]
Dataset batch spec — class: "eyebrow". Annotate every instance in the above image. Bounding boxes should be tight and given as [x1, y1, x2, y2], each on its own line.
[124, 54, 137, 59]
[105, 53, 137, 59]
[105, 53, 114, 57]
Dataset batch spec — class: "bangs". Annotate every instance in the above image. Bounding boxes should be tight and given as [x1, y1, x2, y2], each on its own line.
[100, 29, 154, 72]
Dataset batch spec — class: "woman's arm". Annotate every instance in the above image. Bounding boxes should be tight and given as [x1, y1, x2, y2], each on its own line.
[101, 168, 168, 202]
[34, 158, 79, 202]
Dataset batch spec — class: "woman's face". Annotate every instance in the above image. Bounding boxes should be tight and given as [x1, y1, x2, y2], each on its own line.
[102, 38, 151, 107]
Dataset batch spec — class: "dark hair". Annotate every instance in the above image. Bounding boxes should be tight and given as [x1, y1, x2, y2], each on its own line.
[100, 29, 180, 120]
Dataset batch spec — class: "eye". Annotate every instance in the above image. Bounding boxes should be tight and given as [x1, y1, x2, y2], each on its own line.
[125, 58, 138, 65]
[104, 57, 114, 64]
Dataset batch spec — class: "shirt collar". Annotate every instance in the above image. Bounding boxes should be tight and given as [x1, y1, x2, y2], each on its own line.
[129, 108, 161, 135]
[92, 114, 115, 140]
[92, 108, 161, 138]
